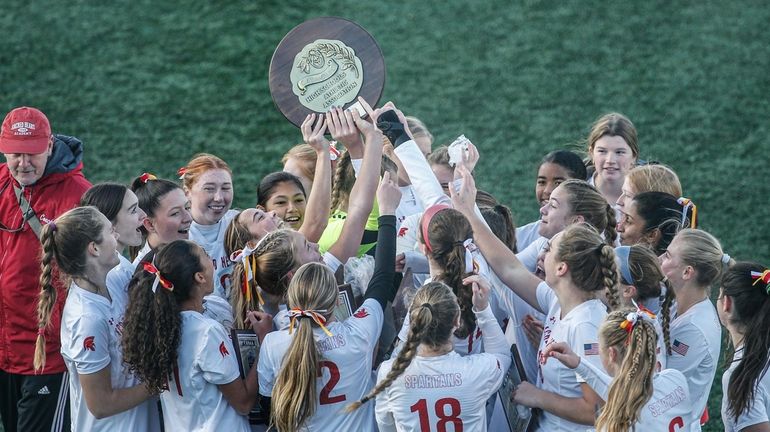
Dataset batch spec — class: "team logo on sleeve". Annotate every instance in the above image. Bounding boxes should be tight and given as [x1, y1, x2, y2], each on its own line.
[671, 339, 689, 356]
[583, 343, 599, 355]
[398, 227, 408, 237]
[83, 336, 96, 351]
[353, 308, 369, 319]
[219, 341, 230, 358]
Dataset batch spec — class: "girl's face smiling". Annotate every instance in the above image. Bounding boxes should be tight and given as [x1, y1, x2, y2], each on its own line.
[282, 157, 313, 197]
[263, 181, 306, 230]
[592, 135, 636, 183]
[113, 189, 146, 250]
[536, 162, 572, 207]
[146, 188, 193, 247]
[187, 169, 233, 226]
[238, 208, 284, 241]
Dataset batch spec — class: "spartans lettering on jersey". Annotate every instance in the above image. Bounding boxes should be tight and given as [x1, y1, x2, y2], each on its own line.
[404, 373, 463, 389]
[315, 334, 346, 353]
[646, 385, 687, 417]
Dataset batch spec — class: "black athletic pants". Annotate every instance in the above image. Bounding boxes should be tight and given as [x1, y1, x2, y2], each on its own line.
[0, 370, 70, 432]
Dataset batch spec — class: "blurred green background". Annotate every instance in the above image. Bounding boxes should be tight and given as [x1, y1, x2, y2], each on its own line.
[2, 1, 769, 430]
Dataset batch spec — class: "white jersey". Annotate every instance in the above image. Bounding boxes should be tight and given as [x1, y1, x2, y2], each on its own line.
[189, 209, 238, 300]
[60, 282, 151, 431]
[535, 282, 608, 432]
[395, 184, 423, 226]
[258, 298, 384, 432]
[721, 349, 770, 432]
[515, 219, 541, 251]
[396, 212, 421, 256]
[515, 236, 547, 273]
[666, 299, 721, 431]
[574, 359, 692, 431]
[132, 242, 153, 266]
[375, 305, 511, 432]
[202, 294, 234, 332]
[162, 311, 248, 432]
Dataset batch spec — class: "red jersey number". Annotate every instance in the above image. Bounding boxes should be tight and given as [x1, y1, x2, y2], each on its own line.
[318, 360, 346, 404]
[669, 416, 684, 432]
[410, 398, 463, 432]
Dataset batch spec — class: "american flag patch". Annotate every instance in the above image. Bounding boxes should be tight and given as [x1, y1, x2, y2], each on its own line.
[583, 343, 599, 355]
[672, 339, 690, 356]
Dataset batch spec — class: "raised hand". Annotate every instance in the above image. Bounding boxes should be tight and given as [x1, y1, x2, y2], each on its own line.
[449, 165, 477, 217]
[326, 107, 363, 151]
[301, 114, 331, 153]
[376, 171, 401, 216]
[455, 140, 480, 174]
[464, 274, 491, 311]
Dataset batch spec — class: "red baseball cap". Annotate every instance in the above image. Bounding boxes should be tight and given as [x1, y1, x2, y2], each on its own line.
[0, 107, 52, 154]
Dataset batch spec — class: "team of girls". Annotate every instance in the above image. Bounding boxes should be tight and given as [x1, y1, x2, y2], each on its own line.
[30, 101, 770, 432]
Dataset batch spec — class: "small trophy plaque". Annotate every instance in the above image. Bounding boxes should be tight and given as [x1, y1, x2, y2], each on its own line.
[269, 17, 386, 127]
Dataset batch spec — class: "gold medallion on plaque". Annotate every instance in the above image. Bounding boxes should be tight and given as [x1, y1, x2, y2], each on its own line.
[290, 39, 364, 112]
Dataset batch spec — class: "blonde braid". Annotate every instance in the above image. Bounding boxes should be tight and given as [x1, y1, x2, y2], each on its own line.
[34, 223, 58, 372]
[228, 260, 262, 330]
[346, 308, 426, 412]
[604, 203, 618, 245]
[659, 279, 675, 355]
[596, 310, 658, 432]
[599, 244, 621, 311]
[330, 150, 352, 212]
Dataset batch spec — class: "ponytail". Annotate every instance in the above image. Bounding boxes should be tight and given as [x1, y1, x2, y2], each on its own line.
[596, 309, 658, 432]
[34, 207, 105, 372]
[34, 223, 58, 372]
[722, 262, 770, 419]
[330, 150, 352, 212]
[599, 244, 620, 311]
[659, 279, 675, 355]
[348, 282, 460, 412]
[270, 263, 337, 431]
[604, 203, 618, 245]
[122, 240, 202, 393]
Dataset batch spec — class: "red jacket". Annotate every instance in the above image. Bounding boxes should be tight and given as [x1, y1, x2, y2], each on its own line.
[0, 135, 91, 375]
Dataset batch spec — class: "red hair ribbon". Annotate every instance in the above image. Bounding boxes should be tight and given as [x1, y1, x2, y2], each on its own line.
[619, 300, 657, 344]
[420, 204, 451, 253]
[142, 262, 174, 293]
[288, 308, 333, 337]
[177, 167, 187, 179]
[139, 172, 157, 184]
[230, 244, 265, 306]
[677, 197, 697, 229]
[751, 270, 770, 294]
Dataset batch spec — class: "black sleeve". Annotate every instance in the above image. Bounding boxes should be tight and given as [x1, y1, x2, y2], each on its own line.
[363, 215, 397, 310]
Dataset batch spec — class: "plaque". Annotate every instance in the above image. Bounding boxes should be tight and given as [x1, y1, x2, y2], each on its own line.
[498, 344, 534, 432]
[230, 329, 268, 424]
[333, 283, 357, 322]
[269, 17, 386, 127]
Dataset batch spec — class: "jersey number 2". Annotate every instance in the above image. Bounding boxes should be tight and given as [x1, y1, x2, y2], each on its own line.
[669, 416, 684, 431]
[410, 398, 463, 432]
[318, 360, 346, 404]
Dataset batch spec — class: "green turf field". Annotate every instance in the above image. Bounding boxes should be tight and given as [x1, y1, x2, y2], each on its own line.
[2, 1, 769, 430]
